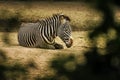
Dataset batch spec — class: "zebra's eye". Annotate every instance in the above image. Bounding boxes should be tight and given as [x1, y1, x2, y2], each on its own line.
[65, 29, 68, 31]
[63, 27, 67, 31]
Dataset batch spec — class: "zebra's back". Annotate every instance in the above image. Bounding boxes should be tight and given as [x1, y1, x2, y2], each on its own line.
[18, 22, 39, 47]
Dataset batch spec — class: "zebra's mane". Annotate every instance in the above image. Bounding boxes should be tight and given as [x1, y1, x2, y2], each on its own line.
[62, 15, 71, 22]
[38, 13, 71, 23]
[38, 14, 60, 23]
[52, 14, 71, 21]
[38, 14, 71, 26]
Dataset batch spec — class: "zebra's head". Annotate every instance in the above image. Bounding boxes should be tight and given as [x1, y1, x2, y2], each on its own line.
[57, 14, 73, 48]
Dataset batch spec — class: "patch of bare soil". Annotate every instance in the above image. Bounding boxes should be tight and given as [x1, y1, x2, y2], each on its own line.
[0, 31, 91, 79]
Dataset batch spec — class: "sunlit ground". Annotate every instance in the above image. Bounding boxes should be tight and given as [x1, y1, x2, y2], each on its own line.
[0, 30, 115, 79]
[0, 31, 90, 78]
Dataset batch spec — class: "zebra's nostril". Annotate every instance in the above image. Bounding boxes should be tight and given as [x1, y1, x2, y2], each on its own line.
[66, 44, 71, 48]
[70, 38, 73, 45]
[66, 38, 73, 48]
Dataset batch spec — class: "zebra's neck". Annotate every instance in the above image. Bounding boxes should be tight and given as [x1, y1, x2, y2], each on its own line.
[38, 15, 61, 44]
[43, 15, 61, 36]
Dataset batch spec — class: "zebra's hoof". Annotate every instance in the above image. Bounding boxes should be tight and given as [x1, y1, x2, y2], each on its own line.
[54, 43, 64, 49]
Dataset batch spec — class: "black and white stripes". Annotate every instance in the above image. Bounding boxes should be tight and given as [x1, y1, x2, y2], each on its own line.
[38, 14, 61, 44]
[18, 14, 73, 49]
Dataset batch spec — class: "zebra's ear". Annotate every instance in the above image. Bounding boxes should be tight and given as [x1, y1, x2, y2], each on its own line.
[63, 15, 71, 22]
[60, 15, 71, 24]
[60, 15, 71, 22]
[60, 15, 67, 24]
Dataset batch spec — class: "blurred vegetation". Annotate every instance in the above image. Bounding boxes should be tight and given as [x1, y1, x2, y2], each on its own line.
[35, 54, 120, 80]
[0, 9, 21, 32]
[0, 49, 37, 80]
[0, 8, 21, 44]
[35, 0, 120, 80]
[0, 0, 120, 80]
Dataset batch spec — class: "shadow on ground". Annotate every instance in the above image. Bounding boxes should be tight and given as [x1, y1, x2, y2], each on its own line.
[35, 0, 120, 80]
[0, 49, 38, 80]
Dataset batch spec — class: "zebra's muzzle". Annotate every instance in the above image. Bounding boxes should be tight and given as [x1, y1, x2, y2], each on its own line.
[66, 38, 73, 48]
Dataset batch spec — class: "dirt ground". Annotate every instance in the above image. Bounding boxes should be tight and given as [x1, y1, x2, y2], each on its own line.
[0, 31, 92, 79]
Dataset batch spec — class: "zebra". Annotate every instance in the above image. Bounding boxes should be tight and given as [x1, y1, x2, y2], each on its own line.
[18, 13, 73, 49]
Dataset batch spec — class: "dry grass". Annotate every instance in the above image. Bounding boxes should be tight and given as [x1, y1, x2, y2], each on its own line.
[0, 32, 118, 79]
[0, 1, 102, 30]
[0, 1, 120, 31]
[0, 31, 90, 79]
[0, 31, 112, 79]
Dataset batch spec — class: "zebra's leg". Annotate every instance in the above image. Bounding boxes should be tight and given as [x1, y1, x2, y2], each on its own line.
[36, 41, 55, 49]
[53, 43, 64, 49]
[37, 45, 55, 49]
[42, 43, 63, 49]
